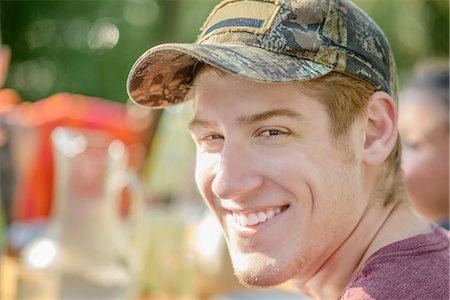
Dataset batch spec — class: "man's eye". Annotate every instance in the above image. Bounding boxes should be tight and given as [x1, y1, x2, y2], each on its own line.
[258, 129, 288, 137]
[202, 133, 223, 141]
[195, 133, 224, 152]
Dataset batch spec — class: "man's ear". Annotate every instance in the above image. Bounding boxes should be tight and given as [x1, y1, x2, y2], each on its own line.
[363, 91, 398, 166]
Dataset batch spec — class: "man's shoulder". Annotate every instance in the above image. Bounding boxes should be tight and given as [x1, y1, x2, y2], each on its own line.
[367, 225, 449, 264]
[341, 227, 449, 300]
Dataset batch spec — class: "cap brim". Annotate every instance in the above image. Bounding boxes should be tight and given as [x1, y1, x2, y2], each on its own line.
[127, 43, 332, 108]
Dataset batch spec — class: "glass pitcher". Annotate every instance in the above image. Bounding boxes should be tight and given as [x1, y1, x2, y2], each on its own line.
[18, 127, 144, 300]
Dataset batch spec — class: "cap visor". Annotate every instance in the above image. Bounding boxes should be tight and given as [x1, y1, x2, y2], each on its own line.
[127, 43, 332, 108]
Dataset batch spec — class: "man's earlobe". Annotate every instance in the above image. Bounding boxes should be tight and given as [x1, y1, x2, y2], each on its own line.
[363, 91, 398, 165]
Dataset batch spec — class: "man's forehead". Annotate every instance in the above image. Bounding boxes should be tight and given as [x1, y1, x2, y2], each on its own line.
[189, 107, 306, 129]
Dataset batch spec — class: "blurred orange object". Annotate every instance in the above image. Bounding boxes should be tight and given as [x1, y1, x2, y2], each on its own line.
[5, 92, 157, 222]
[0, 89, 23, 225]
[0, 89, 22, 113]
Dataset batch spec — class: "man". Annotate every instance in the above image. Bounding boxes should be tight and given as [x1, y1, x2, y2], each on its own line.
[126, 0, 449, 299]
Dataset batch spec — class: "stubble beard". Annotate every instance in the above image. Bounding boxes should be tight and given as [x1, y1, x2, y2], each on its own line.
[227, 240, 311, 288]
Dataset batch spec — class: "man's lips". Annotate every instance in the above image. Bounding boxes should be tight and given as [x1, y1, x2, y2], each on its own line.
[227, 205, 289, 227]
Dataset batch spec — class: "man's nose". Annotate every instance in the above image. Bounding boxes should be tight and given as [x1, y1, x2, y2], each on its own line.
[211, 141, 263, 200]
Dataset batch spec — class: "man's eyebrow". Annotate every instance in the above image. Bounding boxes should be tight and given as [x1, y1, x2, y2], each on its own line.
[188, 118, 211, 131]
[236, 108, 304, 125]
[188, 108, 304, 131]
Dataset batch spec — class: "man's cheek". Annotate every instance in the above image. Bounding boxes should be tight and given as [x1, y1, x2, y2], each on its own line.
[195, 152, 220, 184]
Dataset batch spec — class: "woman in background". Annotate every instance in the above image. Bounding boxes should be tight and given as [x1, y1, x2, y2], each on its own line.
[399, 65, 449, 229]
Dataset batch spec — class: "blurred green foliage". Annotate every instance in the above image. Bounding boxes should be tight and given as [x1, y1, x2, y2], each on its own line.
[0, 0, 448, 102]
[0, 0, 219, 102]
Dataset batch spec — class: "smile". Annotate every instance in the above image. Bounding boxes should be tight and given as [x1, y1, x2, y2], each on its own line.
[231, 206, 289, 227]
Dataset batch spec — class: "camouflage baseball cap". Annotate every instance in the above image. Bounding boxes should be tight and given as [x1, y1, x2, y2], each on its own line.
[127, 0, 398, 108]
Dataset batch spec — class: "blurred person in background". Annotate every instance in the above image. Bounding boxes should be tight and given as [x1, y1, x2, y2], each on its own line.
[0, 45, 22, 227]
[399, 64, 449, 230]
[0, 46, 10, 87]
[126, 0, 449, 299]
[0, 44, 11, 250]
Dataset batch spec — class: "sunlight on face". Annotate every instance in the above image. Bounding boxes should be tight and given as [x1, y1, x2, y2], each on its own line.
[189, 71, 368, 286]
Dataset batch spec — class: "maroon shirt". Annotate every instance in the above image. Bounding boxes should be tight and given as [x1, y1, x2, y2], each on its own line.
[340, 226, 449, 300]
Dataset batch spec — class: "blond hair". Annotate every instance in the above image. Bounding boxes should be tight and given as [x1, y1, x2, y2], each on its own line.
[191, 66, 404, 206]
[296, 72, 404, 206]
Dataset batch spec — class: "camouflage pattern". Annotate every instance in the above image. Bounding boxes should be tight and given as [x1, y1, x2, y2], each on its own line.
[127, 0, 398, 108]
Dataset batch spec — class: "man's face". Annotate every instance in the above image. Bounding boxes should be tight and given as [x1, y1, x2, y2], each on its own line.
[189, 71, 368, 286]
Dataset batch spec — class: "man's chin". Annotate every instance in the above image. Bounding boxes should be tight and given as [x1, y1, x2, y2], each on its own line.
[230, 252, 292, 287]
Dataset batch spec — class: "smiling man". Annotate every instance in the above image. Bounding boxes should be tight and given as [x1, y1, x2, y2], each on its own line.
[126, 0, 449, 299]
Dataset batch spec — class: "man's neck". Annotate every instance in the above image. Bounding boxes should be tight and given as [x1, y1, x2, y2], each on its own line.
[292, 201, 432, 300]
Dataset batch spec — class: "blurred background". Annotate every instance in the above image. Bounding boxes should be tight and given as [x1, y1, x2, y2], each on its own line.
[0, 0, 448, 299]
[1, 0, 449, 101]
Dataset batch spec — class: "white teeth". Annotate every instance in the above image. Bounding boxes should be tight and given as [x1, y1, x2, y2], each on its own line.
[240, 215, 248, 226]
[257, 212, 267, 222]
[247, 213, 259, 226]
[232, 207, 285, 227]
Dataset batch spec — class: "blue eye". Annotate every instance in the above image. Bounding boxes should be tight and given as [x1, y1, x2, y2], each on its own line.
[195, 133, 224, 152]
[259, 129, 287, 137]
[203, 134, 223, 140]
[402, 140, 420, 150]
